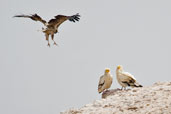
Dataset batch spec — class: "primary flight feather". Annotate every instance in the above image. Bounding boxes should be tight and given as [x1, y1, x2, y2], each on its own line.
[13, 13, 80, 47]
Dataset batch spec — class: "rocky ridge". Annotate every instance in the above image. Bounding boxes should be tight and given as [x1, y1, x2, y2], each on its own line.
[61, 82, 171, 114]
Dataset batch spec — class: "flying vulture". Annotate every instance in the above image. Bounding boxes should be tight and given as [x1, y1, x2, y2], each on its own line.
[13, 13, 80, 47]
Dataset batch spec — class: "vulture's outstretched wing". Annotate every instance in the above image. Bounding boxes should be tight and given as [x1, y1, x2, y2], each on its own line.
[13, 14, 47, 25]
[48, 13, 80, 28]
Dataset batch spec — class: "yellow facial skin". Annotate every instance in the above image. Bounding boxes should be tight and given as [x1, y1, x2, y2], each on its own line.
[105, 69, 110, 73]
[117, 65, 122, 70]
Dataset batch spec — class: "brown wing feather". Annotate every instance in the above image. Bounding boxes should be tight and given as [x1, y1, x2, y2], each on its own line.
[48, 15, 68, 28]
[13, 14, 47, 25]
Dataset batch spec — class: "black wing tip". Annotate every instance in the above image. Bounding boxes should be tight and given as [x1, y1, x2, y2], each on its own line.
[13, 15, 22, 18]
[134, 84, 143, 87]
[139, 85, 143, 87]
[69, 13, 81, 22]
[13, 14, 28, 18]
[75, 13, 81, 17]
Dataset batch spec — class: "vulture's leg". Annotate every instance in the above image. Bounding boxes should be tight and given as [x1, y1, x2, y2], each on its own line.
[51, 34, 58, 46]
[121, 86, 123, 90]
[45, 34, 50, 47]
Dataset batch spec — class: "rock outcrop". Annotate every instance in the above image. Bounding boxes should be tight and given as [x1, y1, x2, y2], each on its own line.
[61, 82, 171, 114]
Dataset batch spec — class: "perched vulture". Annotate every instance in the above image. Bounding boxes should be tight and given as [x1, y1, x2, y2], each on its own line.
[98, 68, 113, 93]
[13, 13, 80, 46]
[116, 65, 143, 90]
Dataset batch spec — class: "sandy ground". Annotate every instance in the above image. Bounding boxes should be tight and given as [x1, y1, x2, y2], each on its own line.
[61, 82, 171, 114]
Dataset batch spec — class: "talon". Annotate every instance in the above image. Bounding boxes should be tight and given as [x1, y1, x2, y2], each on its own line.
[47, 43, 50, 47]
[53, 42, 58, 46]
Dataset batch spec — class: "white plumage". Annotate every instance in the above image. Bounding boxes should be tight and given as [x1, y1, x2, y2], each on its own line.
[116, 65, 142, 90]
[98, 68, 113, 93]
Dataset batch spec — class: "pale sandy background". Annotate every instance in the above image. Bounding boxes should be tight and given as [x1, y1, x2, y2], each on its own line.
[0, 0, 171, 114]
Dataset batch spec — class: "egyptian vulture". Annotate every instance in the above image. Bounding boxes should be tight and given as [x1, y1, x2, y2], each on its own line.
[98, 68, 113, 93]
[13, 13, 80, 47]
[116, 65, 142, 90]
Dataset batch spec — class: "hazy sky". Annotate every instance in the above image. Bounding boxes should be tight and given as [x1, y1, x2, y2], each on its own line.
[0, 0, 171, 114]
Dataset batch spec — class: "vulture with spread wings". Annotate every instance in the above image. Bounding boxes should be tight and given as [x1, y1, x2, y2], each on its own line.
[14, 13, 80, 46]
